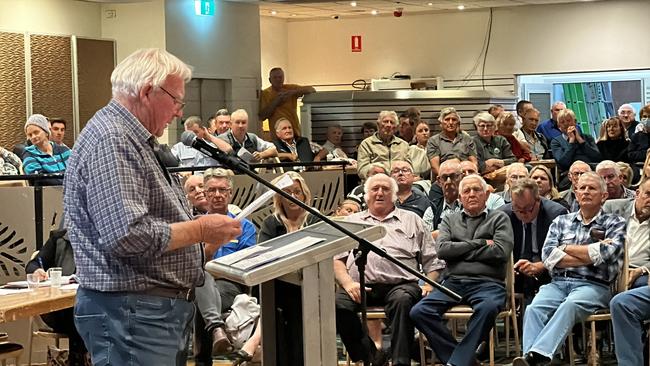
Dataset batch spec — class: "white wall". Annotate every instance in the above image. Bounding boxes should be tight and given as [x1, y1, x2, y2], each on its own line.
[100, 0, 166, 63]
[260, 16, 288, 89]
[0, 0, 101, 36]
[272, 0, 650, 87]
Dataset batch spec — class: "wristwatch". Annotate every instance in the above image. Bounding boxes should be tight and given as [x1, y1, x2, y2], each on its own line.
[557, 244, 567, 252]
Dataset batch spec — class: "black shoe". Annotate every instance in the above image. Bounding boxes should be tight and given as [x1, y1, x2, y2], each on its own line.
[513, 351, 551, 366]
[475, 340, 489, 361]
[369, 349, 389, 366]
[211, 326, 233, 356]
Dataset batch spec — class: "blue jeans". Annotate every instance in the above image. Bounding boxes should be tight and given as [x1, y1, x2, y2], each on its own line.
[410, 277, 505, 366]
[610, 286, 650, 366]
[522, 278, 610, 359]
[74, 287, 194, 366]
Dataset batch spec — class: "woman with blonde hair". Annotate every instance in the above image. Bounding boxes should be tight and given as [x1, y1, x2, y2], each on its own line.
[529, 165, 569, 210]
[495, 112, 531, 163]
[596, 116, 628, 161]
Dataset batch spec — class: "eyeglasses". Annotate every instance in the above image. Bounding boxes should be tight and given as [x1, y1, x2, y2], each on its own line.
[390, 168, 413, 175]
[570, 171, 587, 178]
[476, 124, 494, 130]
[159, 86, 186, 109]
[205, 187, 231, 197]
[440, 173, 461, 181]
[283, 188, 305, 198]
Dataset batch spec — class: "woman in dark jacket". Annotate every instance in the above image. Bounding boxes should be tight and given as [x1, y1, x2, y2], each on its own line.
[597, 116, 629, 162]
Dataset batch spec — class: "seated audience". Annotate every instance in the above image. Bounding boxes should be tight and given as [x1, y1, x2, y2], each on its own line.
[361, 121, 378, 139]
[460, 160, 506, 210]
[409, 120, 432, 179]
[334, 199, 361, 217]
[213, 108, 231, 136]
[559, 161, 592, 212]
[637, 103, 650, 134]
[596, 160, 636, 200]
[172, 117, 203, 167]
[514, 108, 549, 160]
[514, 172, 625, 366]
[495, 162, 529, 204]
[496, 112, 532, 162]
[410, 174, 513, 366]
[390, 160, 435, 230]
[550, 108, 601, 172]
[627, 114, 650, 164]
[357, 111, 409, 178]
[429, 159, 463, 232]
[0, 146, 21, 175]
[529, 165, 570, 210]
[515, 99, 534, 129]
[397, 109, 416, 143]
[22, 114, 71, 185]
[472, 111, 516, 173]
[218, 109, 277, 162]
[618, 103, 639, 139]
[259, 171, 319, 365]
[183, 174, 209, 215]
[501, 178, 567, 303]
[173, 116, 231, 167]
[536, 101, 567, 141]
[315, 124, 350, 161]
[427, 107, 478, 177]
[596, 116, 629, 161]
[49, 118, 67, 147]
[488, 104, 504, 119]
[206, 115, 216, 135]
[347, 163, 388, 209]
[194, 168, 257, 362]
[337, 173, 445, 366]
[274, 117, 317, 165]
[26, 225, 87, 365]
[617, 161, 633, 188]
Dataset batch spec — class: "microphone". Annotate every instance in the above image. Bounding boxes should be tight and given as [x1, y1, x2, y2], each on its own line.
[180, 131, 248, 171]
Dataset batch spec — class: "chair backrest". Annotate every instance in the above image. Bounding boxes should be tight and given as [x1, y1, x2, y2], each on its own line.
[505, 254, 515, 310]
[614, 239, 629, 294]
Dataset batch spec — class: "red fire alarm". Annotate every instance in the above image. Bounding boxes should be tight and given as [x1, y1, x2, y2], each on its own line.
[351, 35, 362, 52]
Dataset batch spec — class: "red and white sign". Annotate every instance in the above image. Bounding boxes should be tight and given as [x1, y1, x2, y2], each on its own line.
[351, 35, 362, 52]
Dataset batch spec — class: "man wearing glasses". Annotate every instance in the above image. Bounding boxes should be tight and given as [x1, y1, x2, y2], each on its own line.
[390, 160, 435, 231]
[472, 112, 516, 174]
[501, 178, 567, 303]
[559, 160, 592, 212]
[429, 159, 463, 232]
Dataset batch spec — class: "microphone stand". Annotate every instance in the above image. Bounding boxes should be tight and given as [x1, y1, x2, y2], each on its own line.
[191, 141, 462, 364]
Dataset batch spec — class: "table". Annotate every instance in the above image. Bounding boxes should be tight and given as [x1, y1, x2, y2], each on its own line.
[0, 287, 76, 324]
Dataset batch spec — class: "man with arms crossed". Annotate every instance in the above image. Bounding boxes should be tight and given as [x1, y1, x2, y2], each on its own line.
[64, 49, 241, 365]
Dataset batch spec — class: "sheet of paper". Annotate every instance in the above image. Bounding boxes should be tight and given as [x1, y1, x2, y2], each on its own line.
[0, 288, 32, 296]
[234, 236, 326, 270]
[235, 173, 295, 221]
[214, 244, 272, 266]
[237, 148, 254, 163]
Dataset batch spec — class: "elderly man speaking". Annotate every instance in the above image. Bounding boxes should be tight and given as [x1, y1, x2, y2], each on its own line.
[64, 49, 242, 365]
[335, 173, 445, 366]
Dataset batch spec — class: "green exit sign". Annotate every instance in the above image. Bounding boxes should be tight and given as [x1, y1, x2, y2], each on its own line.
[195, 0, 215, 16]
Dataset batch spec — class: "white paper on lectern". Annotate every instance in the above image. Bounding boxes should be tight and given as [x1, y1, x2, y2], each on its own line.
[216, 245, 272, 266]
[234, 236, 326, 270]
[235, 173, 294, 221]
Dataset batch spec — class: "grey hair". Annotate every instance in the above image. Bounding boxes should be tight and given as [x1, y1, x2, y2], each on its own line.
[506, 162, 528, 177]
[183, 116, 203, 129]
[203, 168, 234, 188]
[618, 103, 636, 115]
[231, 109, 248, 122]
[511, 178, 540, 199]
[458, 174, 488, 193]
[570, 160, 591, 172]
[595, 160, 621, 175]
[439, 159, 462, 174]
[552, 101, 566, 110]
[274, 117, 292, 131]
[557, 108, 576, 122]
[377, 111, 399, 126]
[578, 171, 607, 192]
[438, 107, 462, 124]
[473, 111, 495, 125]
[365, 162, 389, 176]
[215, 108, 230, 117]
[111, 48, 192, 100]
[364, 173, 398, 203]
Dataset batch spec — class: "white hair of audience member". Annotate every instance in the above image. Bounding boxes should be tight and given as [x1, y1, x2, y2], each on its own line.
[364, 173, 398, 203]
[595, 160, 621, 175]
[578, 171, 607, 192]
[111, 48, 192, 100]
[472, 111, 496, 126]
[557, 108, 577, 122]
[377, 111, 399, 126]
[570, 160, 592, 172]
[438, 107, 462, 124]
[458, 174, 488, 193]
[365, 162, 389, 176]
[439, 159, 462, 174]
[231, 109, 248, 121]
[203, 167, 234, 187]
[184, 116, 202, 129]
[506, 162, 528, 177]
[552, 101, 566, 109]
[618, 103, 636, 115]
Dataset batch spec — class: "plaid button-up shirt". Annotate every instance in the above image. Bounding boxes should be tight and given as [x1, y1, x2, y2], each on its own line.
[64, 100, 204, 292]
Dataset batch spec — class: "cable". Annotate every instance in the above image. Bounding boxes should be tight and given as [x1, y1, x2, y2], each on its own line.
[481, 7, 494, 90]
[458, 8, 493, 89]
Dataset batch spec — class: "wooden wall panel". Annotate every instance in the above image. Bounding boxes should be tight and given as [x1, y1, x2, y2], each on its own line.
[0, 32, 26, 151]
[77, 38, 114, 132]
[30, 35, 74, 147]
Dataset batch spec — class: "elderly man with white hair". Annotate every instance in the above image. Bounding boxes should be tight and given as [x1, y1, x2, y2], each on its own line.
[618, 103, 638, 138]
[357, 110, 410, 178]
[63, 48, 242, 365]
[427, 107, 478, 178]
[536, 101, 568, 141]
[472, 111, 517, 174]
[411, 174, 514, 366]
[335, 173, 445, 366]
[595, 160, 635, 200]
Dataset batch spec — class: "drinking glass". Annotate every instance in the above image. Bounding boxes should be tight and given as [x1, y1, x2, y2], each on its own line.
[26, 273, 40, 291]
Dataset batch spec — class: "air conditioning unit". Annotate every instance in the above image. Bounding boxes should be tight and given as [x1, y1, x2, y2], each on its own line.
[370, 77, 443, 91]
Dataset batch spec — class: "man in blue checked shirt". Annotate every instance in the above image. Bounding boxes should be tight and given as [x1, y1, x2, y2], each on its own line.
[513, 172, 626, 366]
[64, 49, 241, 365]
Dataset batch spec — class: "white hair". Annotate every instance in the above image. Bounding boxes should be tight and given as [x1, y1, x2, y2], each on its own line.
[231, 109, 249, 122]
[569, 160, 591, 172]
[364, 173, 398, 203]
[111, 48, 192, 99]
[458, 174, 488, 193]
[578, 171, 607, 192]
[473, 111, 495, 125]
[377, 111, 399, 126]
[552, 101, 566, 109]
[506, 162, 528, 177]
[618, 103, 636, 114]
[595, 160, 621, 175]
